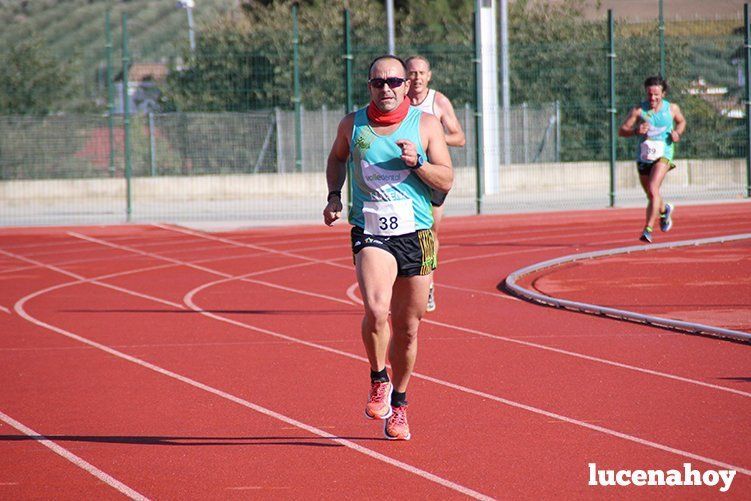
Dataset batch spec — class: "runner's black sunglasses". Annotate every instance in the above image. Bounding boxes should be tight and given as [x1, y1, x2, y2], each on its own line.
[368, 77, 406, 89]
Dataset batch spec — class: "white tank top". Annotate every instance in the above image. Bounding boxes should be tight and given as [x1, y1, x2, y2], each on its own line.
[411, 89, 436, 116]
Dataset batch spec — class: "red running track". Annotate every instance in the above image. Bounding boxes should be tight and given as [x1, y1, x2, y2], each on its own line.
[519, 238, 751, 334]
[0, 201, 749, 499]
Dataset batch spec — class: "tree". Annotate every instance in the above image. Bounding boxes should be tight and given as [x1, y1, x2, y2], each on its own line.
[0, 35, 74, 114]
[165, 0, 387, 112]
[163, 0, 743, 161]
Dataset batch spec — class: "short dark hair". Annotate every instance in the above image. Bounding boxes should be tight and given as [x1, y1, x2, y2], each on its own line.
[368, 55, 407, 78]
[644, 75, 669, 93]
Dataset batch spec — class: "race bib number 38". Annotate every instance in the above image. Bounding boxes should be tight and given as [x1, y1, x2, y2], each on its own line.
[362, 199, 416, 236]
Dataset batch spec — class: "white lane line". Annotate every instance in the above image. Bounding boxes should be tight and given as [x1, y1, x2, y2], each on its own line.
[155, 226, 751, 398]
[424, 318, 751, 398]
[81, 226, 749, 398]
[0, 250, 185, 311]
[69, 233, 353, 307]
[12, 288, 492, 501]
[0, 247, 331, 318]
[438, 219, 751, 264]
[437, 283, 520, 301]
[0, 410, 148, 500]
[125, 227, 751, 401]
[3, 243, 492, 496]
[160, 221, 745, 307]
[345, 283, 360, 304]
[0, 242, 310, 278]
[158, 222, 581, 271]
[68, 229, 751, 400]
[236, 211, 749, 250]
[153, 224, 350, 269]
[185, 276, 751, 477]
[346, 281, 751, 399]
[8, 234, 751, 482]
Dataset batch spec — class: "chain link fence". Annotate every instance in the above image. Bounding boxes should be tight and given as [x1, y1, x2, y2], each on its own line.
[1, 2, 749, 225]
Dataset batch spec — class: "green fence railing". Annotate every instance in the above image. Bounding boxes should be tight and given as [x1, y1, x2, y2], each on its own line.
[0, 1, 749, 225]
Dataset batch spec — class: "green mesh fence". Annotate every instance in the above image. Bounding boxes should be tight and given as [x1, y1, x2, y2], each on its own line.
[0, 115, 119, 180]
[1, 3, 749, 225]
[612, 14, 747, 203]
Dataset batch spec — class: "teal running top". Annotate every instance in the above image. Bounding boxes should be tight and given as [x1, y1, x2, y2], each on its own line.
[637, 99, 675, 162]
[348, 106, 433, 234]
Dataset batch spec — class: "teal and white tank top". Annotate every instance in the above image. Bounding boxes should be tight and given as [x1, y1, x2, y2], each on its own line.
[348, 106, 433, 235]
[637, 99, 674, 163]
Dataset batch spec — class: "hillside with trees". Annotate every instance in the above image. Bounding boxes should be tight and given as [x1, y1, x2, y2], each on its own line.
[0, 0, 745, 162]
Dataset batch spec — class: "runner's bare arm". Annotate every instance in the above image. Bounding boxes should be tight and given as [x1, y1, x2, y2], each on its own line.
[435, 92, 466, 147]
[323, 114, 353, 226]
[618, 107, 646, 137]
[670, 103, 686, 142]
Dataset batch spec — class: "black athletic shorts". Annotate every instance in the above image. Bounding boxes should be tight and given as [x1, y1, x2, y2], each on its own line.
[430, 189, 448, 207]
[636, 157, 676, 176]
[350, 225, 436, 277]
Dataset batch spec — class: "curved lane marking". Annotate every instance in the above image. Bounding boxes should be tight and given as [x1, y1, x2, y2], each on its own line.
[504, 234, 751, 344]
[6, 231, 750, 486]
[3, 249, 490, 500]
[186, 276, 751, 476]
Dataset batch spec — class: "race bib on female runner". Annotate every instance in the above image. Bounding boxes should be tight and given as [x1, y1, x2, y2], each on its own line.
[362, 199, 416, 236]
[640, 139, 665, 163]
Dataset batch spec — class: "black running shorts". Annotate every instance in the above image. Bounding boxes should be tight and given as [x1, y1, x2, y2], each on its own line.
[636, 157, 676, 176]
[350, 225, 436, 277]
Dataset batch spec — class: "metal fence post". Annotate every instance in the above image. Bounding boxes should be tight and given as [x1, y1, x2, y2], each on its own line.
[148, 112, 157, 176]
[343, 8, 353, 211]
[105, 10, 115, 178]
[659, 0, 665, 77]
[473, 7, 484, 215]
[464, 103, 471, 168]
[500, 0, 511, 166]
[343, 9, 353, 114]
[275, 107, 284, 172]
[746, 4, 751, 197]
[555, 100, 561, 163]
[292, 3, 302, 172]
[122, 13, 132, 221]
[300, 103, 306, 171]
[322, 104, 328, 167]
[607, 9, 616, 208]
[522, 102, 528, 163]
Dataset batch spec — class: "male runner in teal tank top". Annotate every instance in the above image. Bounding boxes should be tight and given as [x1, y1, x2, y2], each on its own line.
[619, 76, 686, 243]
[323, 55, 453, 441]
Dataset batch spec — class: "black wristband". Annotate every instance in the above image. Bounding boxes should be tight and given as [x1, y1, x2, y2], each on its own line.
[327, 190, 342, 202]
[409, 154, 424, 170]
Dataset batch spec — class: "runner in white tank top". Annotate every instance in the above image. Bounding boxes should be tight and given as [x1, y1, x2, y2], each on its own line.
[405, 55, 466, 313]
[412, 88, 437, 115]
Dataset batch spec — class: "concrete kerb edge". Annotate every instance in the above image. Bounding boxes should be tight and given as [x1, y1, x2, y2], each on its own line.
[503, 233, 751, 344]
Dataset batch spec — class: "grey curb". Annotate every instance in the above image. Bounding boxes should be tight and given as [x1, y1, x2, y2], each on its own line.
[504, 233, 751, 344]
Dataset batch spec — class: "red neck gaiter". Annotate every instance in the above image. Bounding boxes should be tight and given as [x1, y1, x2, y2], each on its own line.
[366, 97, 410, 127]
